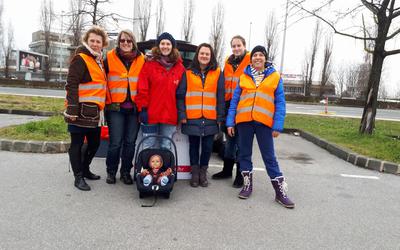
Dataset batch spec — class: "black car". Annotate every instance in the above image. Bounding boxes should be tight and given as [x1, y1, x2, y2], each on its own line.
[137, 39, 197, 68]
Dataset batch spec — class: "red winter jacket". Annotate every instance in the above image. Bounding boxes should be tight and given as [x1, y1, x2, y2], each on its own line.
[136, 59, 185, 125]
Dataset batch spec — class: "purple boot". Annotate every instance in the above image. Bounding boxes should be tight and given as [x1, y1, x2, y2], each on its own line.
[271, 176, 295, 209]
[238, 171, 252, 199]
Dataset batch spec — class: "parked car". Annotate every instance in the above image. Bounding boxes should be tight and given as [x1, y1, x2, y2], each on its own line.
[137, 39, 197, 68]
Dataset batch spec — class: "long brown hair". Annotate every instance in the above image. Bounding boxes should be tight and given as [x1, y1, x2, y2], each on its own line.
[151, 46, 181, 62]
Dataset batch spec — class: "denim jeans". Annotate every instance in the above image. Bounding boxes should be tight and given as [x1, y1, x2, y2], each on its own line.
[188, 135, 214, 166]
[237, 121, 283, 179]
[141, 123, 176, 150]
[224, 130, 239, 160]
[105, 108, 139, 175]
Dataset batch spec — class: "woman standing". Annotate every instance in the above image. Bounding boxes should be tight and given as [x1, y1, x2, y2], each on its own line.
[136, 32, 185, 149]
[226, 45, 295, 208]
[104, 30, 145, 185]
[177, 43, 225, 187]
[64, 26, 108, 191]
[212, 35, 250, 188]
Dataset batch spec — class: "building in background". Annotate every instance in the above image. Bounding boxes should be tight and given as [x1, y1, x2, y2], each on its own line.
[282, 73, 336, 97]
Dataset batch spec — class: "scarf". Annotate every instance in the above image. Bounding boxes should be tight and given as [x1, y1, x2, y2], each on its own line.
[82, 42, 102, 62]
[118, 48, 138, 64]
[227, 52, 247, 71]
[250, 66, 265, 87]
[157, 56, 175, 70]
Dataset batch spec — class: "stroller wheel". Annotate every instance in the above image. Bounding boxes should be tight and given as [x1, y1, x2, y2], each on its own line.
[139, 192, 145, 199]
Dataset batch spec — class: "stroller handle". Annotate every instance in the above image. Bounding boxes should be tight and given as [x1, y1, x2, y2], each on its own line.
[134, 134, 179, 171]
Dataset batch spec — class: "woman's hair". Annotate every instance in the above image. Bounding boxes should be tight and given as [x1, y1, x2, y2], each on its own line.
[82, 25, 109, 48]
[230, 35, 246, 47]
[116, 29, 138, 51]
[190, 43, 218, 71]
[151, 46, 181, 62]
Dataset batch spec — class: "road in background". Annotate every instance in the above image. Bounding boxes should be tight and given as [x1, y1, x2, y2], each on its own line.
[1, 86, 399, 121]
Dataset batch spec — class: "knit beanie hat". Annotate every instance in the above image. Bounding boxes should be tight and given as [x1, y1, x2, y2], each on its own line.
[156, 32, 177, 48]
[250, 45, 268, 59]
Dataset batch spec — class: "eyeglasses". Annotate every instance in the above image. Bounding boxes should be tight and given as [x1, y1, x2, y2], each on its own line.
[120, 39, 133, 44]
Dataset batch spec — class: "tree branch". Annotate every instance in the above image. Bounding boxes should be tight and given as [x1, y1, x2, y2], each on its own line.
[360, 0, 379, 15]
[386, 27, 400, 40]
[289, 1, 375, 41]
[384, 48, 400, 56]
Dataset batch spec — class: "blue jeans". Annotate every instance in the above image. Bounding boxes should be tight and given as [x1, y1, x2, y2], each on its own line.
[141, 123, 176, 150]
[224, 130, 239, 160]
[105, 108, 139, 175]
[188, 135, 214, 166]
[237, 121, 283, 179]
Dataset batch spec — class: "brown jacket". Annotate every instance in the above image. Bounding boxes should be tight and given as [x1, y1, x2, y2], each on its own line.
[64, 46, 105, 128]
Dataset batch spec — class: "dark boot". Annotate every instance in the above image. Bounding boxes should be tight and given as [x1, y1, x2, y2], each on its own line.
[232, 162, 243, 188]
[190, 165, 200, 187]
[212, 158, 234, 179]
[199, 166, 209, 187]
[271, 176, 295, 209]
[74, 173, 91, 191]
[120, 173, 133, 185]
[83, 167, 101, 180]
[106, 173, 116, 184]
[238, 171, 252, 199]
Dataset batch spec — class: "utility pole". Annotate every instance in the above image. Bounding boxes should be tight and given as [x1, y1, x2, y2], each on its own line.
[280, 0, 289, 74]
[132, 0, 139, 39]
[248, 22, 252, 50]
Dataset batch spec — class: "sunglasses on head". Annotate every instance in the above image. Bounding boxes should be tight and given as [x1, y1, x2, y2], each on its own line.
[120, 39, 133, 44]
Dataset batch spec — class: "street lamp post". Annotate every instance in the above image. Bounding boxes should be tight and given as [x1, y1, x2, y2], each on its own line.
[59, 11, 64, 82]
[280, 0, 289, 74]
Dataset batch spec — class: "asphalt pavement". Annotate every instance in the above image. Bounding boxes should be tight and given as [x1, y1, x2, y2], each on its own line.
[1, 133, 399, 250]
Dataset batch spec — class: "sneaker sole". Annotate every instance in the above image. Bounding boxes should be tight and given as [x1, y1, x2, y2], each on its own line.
[238, 194, 250, 199]
[276, 199, 295, 209]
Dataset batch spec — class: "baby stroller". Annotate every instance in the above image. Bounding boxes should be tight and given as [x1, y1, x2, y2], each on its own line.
[134, 135, 178, 207]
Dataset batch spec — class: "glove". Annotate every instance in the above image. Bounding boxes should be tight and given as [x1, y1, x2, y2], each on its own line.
[139, 108, 148, 124]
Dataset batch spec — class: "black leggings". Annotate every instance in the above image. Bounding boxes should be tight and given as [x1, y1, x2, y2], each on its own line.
[69, 128, 101, 176]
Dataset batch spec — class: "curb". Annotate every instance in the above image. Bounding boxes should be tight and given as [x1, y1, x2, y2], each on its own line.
[0, 138, 70, 153]
[283, 128, 400, 175]
[0, 109, 60, 117]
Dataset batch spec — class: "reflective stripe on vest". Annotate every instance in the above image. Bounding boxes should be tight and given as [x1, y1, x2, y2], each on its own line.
[235, 71, 280, 127]
[224, 52, 250, 101]
[78, 53, 107, 110]
[185, 68, 221, 120]
[106, 49, 145, 104]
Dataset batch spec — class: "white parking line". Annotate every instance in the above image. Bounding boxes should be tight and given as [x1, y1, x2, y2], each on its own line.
[209, 164, 265, 172]
[340, 174, 379, 180]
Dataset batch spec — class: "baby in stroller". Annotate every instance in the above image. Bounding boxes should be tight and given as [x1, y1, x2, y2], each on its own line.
[140, 154, 172, 187]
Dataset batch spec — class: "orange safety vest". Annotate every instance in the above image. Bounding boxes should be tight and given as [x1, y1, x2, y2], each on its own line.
[185, 68, 221, 120]
[106, 49, 145, 104]
[78, 53, 107, 110]
[224, 52, 250, 101]
[235, 71, 280, 127]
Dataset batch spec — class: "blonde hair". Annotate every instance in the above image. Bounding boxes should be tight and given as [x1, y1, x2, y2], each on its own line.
[117, 29, 138, 51]
[82, 25, 109, 48]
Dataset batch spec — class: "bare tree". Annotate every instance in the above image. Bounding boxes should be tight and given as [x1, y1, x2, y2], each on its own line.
[137, 0, 152, 41]
[209, 2, 225, 65]
[80, 0, 111, 26]
[303, 20, 321, 97]
[155, 0, 165, 37]
[290, 0, 400, 134]
[320, 34, 333, 97]
[334, 64, 345, 98]
[0, 0, 4, 67]
[3, 23, 14, 79]
[345, 64, 360, 98]
[182, 0, 195, 42]
[68, 0, 84, 47]
[40, 0, 54, 82]
[264, 10, 279, 62]
[378, 81, 388, 100]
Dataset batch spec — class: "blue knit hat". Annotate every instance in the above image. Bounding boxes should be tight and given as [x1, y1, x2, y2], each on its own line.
[250, 45, 268, 59]
[156, 32, 177, 48]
